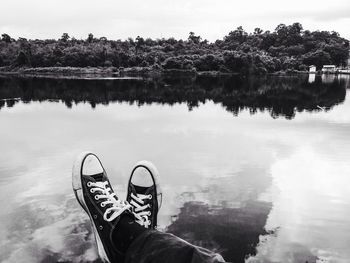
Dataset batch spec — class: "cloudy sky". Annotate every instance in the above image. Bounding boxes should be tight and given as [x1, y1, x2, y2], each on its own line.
[1, 0, 349, 41]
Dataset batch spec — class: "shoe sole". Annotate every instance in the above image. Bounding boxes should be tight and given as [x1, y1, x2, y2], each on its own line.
[127, 160, 162, 210]
[72, 151, 111, 263]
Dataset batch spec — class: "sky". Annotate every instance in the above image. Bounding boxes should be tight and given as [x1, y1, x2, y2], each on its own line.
[0, 0, 349, 41]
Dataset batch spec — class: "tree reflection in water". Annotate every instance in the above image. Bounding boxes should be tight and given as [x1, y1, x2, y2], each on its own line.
[0, 74, 346, 119]
[167, 201, 272, 263]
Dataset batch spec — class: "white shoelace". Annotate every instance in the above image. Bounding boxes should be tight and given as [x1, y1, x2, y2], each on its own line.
[130, 192, 152, 228]
[87, 181, 131, 222]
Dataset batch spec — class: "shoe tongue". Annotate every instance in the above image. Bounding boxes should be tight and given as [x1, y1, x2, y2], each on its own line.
[88, 172, 105, 182]
[133, 184, 151, 195]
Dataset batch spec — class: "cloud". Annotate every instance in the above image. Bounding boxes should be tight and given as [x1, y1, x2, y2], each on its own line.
[0, 0, 349, 40]
[247, 146, 350, 262]
[0, 196, 98, 263]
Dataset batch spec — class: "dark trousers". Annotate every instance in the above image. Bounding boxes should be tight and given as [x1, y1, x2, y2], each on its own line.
[124, 230, 226, 263]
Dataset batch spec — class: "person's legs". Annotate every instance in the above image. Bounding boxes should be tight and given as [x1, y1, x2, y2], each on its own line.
[72, 153, 226, 263]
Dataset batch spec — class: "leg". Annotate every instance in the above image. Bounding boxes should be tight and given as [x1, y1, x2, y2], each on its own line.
[124, 230, 226, 263]
[72, 154, 226, 263]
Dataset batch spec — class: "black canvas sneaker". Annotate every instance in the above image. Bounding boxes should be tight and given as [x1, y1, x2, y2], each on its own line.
[126, 161, 162, 229]
[72, 152, 132, 263]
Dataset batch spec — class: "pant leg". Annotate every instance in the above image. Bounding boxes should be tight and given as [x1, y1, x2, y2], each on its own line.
[124, 230, 226, 263]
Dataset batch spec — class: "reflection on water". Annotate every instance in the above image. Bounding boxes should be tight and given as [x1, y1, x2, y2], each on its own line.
[308, 73, 316, 83]
[167, 201, 272, 262]
[0, 74, 347, 119]
[0, 75, 349, 263]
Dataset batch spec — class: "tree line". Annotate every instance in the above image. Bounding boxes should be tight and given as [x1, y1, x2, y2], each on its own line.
[0, 23, 349, 74]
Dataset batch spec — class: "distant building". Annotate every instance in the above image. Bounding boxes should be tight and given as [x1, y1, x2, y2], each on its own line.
[339, 69, 350, 74]
[309, 65, 316, 73]
[322, 65, 336, 73]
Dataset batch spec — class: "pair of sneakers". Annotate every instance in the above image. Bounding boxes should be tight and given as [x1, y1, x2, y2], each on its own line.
[72, 152, 162, 262]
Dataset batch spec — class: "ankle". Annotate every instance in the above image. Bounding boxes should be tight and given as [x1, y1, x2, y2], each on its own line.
[111, 213, 148, 253]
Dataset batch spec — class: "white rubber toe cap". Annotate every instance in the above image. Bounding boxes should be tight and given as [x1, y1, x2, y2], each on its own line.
[131, 166, 154, 187]
[82, 154, 104, 176]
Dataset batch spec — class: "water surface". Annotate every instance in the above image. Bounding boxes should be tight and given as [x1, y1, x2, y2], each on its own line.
[0, 75, 349, 263]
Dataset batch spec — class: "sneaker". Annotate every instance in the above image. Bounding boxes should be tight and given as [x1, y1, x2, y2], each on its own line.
[126, 161, 162, 229]
[72, 152, 132, 263]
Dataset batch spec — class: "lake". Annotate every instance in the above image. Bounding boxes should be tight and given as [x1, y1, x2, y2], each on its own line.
[0, 74, 349, 263]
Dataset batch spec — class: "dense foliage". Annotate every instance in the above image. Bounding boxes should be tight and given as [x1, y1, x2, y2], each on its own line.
[0, 23, 349, 74]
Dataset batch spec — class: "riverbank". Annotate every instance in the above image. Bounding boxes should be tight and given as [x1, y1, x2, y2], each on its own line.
[0, 66, 193, 78]
[0, 66, 311, 79]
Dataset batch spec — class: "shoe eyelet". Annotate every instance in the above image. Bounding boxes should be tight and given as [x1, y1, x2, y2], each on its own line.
[99, 225, 103, 230]
[148, 194, 152, 199]
[101, 203, 106, 207]
[87, 182, 92, 187]
[94, 195, 99, 200]
[90, 189, 95, 193]
[148, 212, 151, 216]
[93, 214, 97, 219]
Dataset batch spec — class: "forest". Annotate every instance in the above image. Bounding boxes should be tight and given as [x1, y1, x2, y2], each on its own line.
[0, 23, 349, 75]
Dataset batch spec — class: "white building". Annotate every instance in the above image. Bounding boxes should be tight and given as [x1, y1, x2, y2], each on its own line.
[322, 65, 336, 73]
[309, 65, 316, 73]
[339, 69, 350, 74]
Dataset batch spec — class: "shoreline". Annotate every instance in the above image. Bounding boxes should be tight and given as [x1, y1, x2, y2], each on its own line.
[0, 66, 314, 79]
[2, 66, 349, 80]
